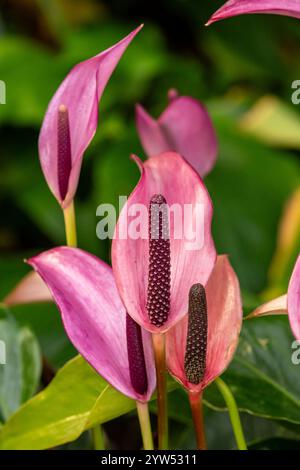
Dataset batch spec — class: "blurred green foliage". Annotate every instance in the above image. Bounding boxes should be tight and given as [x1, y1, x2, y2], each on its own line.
[1, 0, 300, 450]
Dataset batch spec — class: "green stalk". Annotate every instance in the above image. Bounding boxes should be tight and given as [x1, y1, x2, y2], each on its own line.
[152, 333, 168, 449]
[63, 198, 104, 449]
[63, 200, 77, 247]
[215, 377, 247, 450]
[136, 401, 154, 450]
[91, 425, 105, 450]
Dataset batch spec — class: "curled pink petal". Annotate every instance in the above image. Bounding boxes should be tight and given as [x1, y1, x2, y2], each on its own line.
[166, 256, 242, 392]
[28, 246, 155, 402]
[246, 295, 287, 319]
[3, 271, 52, 306]
[288, 255, 300, 340]
[136, 95, 218, 177]
[206, 0, 300, 26]
[112, 152, 216, 333]
[39, 25, 142, 208]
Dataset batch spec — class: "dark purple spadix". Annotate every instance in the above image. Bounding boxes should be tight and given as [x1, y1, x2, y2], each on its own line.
[146, 194, 171, 327]
[126, 313, 148, 395]
[184, 283, 207, 384]
[57, 104, 72, 201]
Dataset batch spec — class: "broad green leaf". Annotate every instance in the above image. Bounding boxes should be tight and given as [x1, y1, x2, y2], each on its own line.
[167, 318, 300, 429]
[168, 389, 299, 449]
[205, 317, 300, 424]
[0, 310, 41, 420]
[0, 355, 176, 450]
[249, 437, 300, 450]
[0, 355, 133, 449]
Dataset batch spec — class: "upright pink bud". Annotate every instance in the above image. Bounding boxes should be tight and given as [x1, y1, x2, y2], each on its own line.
[39, 26, 143, 208]
[136, 93, 218, 178]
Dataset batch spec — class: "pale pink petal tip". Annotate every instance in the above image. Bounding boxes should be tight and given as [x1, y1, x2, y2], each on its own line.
[3, 271, 52, 306]
[39, 26, 142, 208]
[246, 295, 287, 320]
[288, 255, 300, 340]
[207, 0, 300, 26]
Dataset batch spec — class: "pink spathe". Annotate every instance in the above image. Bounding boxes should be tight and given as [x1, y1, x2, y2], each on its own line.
[28, 246, 156, 402]
[39, 26, 142, 208]
[112, 151, 217, 334]
[166, 256, 242, 392]
[136, 94, 218, 177]
[207, 0, 300, 25]
[288, 255, 300, 340]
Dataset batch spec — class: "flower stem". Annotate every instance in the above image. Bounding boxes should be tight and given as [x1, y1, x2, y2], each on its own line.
[63, 200, 77, 247]
[63, 200, 104, 448]
[91, 425, 105, 450]
[215, 377, 247, 450]
[136, 401, 154, 450]
[188, 391, 207, 450]
[152, 333, 168, 450]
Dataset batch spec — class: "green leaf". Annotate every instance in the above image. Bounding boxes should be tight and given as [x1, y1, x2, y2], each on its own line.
[0, 354, 177, 450]
[0, 311, 41, 420]
[203, 15, 285, 86]
[0, 354, 176, 450]
[168, 388, 298, 449]
[0, 36, 65, 126]
[249, 437, 300, 450]
[205, 317, 300, 424]
[169, 316, 300, 428]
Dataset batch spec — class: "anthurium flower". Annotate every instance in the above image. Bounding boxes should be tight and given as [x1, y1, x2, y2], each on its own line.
[166, 256, 242, 392]
[39, 25, 142, 208]
[247, 254, 300, 340]
[206, 0, 300, 26]
[136, 91, 218, 177]
[27, 246, 156, 402]
[112, 151, 216, 334]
